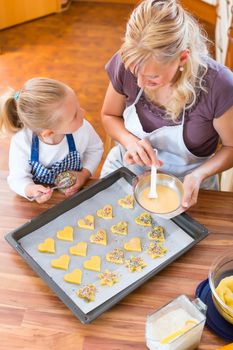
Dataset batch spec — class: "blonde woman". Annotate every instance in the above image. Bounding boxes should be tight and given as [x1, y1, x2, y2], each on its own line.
[0, 78, 103, 203]
[101, 0, 233, 208]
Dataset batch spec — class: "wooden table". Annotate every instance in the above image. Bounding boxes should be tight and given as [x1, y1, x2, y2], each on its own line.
[0, 170, 232, 350]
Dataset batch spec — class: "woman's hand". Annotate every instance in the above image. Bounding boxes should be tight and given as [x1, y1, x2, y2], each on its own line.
[182, 172, 203, 209]
[124, 138, 162, 167]
[25, 184, 53, 203]
[65, 168, 91, 197]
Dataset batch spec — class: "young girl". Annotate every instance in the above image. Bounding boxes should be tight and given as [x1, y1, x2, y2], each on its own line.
[0, 77, 103, 203]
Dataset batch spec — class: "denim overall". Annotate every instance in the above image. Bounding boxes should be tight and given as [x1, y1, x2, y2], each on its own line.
[29, 133, 81, 184]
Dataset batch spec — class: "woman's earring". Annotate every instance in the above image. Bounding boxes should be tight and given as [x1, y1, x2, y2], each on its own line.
[179, 66, 184, 72]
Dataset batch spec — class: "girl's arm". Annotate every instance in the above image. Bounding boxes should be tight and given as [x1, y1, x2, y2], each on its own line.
[7, 132, 36, 198]
[7, 132, 52, 202]
[101, 82, 160, 167]
[182, 105, 233, 207]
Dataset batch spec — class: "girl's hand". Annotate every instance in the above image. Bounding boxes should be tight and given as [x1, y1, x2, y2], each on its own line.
[124, 139, 162, 167]
[65, 169, 91, 197]
[182, 172, 203, 209]
[25, 184, 53, 203]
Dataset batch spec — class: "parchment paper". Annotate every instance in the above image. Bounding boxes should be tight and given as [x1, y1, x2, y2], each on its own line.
[19, 178, 194, 314]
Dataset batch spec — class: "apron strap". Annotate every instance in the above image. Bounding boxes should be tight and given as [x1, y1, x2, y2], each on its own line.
[66, 134, 77, 152]
[134, 88, 144, 105]
[31, 133, 39, 162]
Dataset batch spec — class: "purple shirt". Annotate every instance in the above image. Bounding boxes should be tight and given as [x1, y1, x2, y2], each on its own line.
[106, 52, 233, 157]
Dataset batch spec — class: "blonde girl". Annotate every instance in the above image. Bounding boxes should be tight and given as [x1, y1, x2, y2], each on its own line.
[0, 77, 103, 203]
[101, 0, 233, 208]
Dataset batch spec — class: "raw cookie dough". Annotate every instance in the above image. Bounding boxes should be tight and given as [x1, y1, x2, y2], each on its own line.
[111, 221, 128, 235]
[77, 284, 96, 302]
[83, 255, 101, 272]
[90, 229, 107, 245]
[124, 237, 142, 252]
[69, 242, 87, 256]
[64, 269, 82, 284]
[135, 212, 152, 227]
[97, 205, 113, 219]
[98, 269, 119, 287]
[125, 256, 147, 272]
[56, 226, 74, 241]
[147, 243, 167, 259]
[51, 254, 70, 270]
[38, 238, 55, 253]
[148, 226, 165, 242]
[77, 215, 94, 230]
[106, 248, 124, 264]
[118, 194, 134, 209]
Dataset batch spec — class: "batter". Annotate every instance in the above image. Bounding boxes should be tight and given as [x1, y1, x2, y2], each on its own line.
[139, 185, 180, 213]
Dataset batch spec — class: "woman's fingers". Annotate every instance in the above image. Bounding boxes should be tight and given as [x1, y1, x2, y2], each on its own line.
[124, 139, 161, 167]
[182, 173, 201, 208]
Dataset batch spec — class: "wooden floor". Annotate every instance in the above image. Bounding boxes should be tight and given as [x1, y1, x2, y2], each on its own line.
[0, 1, 215, 176]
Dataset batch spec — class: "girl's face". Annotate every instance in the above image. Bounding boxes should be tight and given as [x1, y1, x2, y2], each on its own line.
[134, 56, 181, 90]
[54, 88, 84, 134]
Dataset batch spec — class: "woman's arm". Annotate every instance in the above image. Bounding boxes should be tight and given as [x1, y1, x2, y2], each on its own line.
[182, 105, 233, 207]
[101, 82, 160, 167]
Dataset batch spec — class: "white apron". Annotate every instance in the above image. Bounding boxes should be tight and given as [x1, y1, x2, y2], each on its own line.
[101, 88, 219, 190]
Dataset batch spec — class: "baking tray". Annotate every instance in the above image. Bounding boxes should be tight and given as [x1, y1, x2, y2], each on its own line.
[5, 167, 208, 324]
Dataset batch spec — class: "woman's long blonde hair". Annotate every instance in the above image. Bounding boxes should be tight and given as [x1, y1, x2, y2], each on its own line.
[120, 0, 209, 121]
[0, 77, 68, 136]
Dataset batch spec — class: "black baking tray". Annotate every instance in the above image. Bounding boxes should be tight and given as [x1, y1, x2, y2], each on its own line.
[5, 167, 208, 324]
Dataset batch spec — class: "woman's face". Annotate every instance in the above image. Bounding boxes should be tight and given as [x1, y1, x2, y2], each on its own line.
[55, 88, 84, 134]
[135, 56, 181, 90]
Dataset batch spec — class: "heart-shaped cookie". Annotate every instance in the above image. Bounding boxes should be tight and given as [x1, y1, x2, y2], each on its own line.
[118, 194, 134, 209]
[125, 256, 147, 272]
[148, 226, 165, 241]
[96, 205, 113, 219]
[111, 221, 128, 235]
[98, 269, 119, 287]
[51, 254, 70, 270]
[64, 269, 82, 285]
[124, 237, 142, 252]
[90, 229, 107, 245]
[77, 215, 94, 230]
[135, 212, 152, 227]
[83, 256, 101, 272]
[147, 243, 167, 259]
[69, 242, 87, 256]
[56, 226, 74, 241]
[106, 248, 124, 264]
[77, 284, 96, 302]
[38, 238, 55, 253]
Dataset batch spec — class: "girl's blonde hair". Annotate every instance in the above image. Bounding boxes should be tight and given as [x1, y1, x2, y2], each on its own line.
[0, 77, 68, 136]
[120, 0, 209, 121]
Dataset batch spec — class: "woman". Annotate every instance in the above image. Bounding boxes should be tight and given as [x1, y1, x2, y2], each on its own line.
[101, 0, 233, 208]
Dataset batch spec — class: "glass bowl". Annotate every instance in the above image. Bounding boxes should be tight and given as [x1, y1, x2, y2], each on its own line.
[133, 171, 184, 219]
[208, 249, 233, 324]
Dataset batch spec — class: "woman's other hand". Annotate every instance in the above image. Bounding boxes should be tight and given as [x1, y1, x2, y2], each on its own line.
[124, 138, 162, 167]
[182, 172, 203, 209]
[25, 184, 53, 203]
